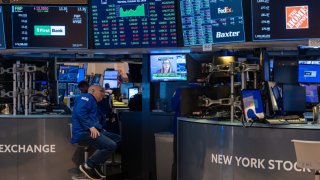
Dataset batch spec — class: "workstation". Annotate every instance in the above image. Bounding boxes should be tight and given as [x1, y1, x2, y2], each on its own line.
[0, 0, 320, 180]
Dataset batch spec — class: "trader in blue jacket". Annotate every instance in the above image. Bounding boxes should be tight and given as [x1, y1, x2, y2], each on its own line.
[71, 85, 121, 180]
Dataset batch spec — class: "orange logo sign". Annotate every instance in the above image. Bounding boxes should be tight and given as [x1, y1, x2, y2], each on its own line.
[286, 6, 309, 29]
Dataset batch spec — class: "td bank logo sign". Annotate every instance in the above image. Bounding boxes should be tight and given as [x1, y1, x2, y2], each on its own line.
[34, 26, 66, 36]
[286, 6, 309, 29]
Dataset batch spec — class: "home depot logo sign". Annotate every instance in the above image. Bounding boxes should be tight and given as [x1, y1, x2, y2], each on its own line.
[286, 6, 309, 29]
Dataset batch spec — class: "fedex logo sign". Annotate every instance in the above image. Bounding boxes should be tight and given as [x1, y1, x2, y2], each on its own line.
[218, 7, 233, 14]
[286, 6, 309, 29]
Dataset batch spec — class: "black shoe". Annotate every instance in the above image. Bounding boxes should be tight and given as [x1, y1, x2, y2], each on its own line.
[79, 164, 102, 180]
[94, 166, 106, 178]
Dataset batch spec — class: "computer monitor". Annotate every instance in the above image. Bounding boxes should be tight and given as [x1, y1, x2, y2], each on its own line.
[241, 89, 265, 122]
[301, 84, 319, 104]
[298, 60, 320, 83]
[128, 87, 139, 99]
[104, 70, 118, 80]
[267, 81, 282, 114]
[120, 83, 134, 99]
[150, 54, 187, 82]
[92, 74, 101, 85]
[282, 85, 306, 113]
[77, 68, 85, 83]
[103, 79, 118, 89]
[58, 65, 79, 83]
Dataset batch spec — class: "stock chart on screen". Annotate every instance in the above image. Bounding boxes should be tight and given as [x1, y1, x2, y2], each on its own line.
[91, 0, 177, 48]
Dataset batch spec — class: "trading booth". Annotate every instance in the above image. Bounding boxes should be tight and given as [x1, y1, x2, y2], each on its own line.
[0, 0, 320, 180]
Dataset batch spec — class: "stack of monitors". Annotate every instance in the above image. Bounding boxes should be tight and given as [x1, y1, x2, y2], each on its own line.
[91, 0, 177, 48]
[12, 5, 88, 49]
[180, 0, 245, 46]
[252, 0, 320, 41]
[0, 6, 5, 49]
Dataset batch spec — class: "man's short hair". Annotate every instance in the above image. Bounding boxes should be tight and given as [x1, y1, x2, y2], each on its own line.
[77, 80, 89, 93]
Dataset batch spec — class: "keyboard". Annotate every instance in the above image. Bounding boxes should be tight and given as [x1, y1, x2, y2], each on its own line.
[282, 115, 300, 120]
[265, 118, 289, 125]
[286, 118, 307, 124]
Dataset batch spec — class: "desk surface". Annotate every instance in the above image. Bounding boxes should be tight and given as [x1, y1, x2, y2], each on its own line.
[178, 117, 320, 130]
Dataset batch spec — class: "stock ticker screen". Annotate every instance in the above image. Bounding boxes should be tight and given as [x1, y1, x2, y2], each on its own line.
[0, 6, 5, 49]
[91, 0, 177, 48]
[180, 0, 245, 46]
[12, 6, 88, 49]
[252, 0, 320, 41]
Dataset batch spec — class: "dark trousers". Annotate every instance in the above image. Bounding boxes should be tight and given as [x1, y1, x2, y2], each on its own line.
[77, 130, 121, 167]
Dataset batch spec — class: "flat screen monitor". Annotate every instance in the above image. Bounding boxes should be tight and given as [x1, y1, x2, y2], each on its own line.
[267, 81, 282, 113]
[91, 0, 177, 48]
[298, 60, 320, 83]
[252, 0, 320, 41]
[58, 65, 79, 83]
[0, 6, 6, 49]
[150, 54, 187, 82]
[282, 84, 306, 112]
[180, 0, 245, 45]
[92, 74, 101, 85]
[241, 89, 265, 122]
[104, 70, 118, 80]
[103, 79, 118, 89]
[12, 5, 88, 49]
[301, 84, 319, 103]
[128, 87, 139, 99]
[76, 68, 85, 83]
[120, 83, 134, 99]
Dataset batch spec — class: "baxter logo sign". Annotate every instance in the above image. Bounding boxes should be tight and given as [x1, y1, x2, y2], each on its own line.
[34, 26, 65, 36]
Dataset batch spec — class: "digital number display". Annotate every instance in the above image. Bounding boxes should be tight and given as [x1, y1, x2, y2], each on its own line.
[180, 0, 245, 46]
[12, 6, 88, 49]
[91, 0, 177, 48]
[252, 0, 320, 41]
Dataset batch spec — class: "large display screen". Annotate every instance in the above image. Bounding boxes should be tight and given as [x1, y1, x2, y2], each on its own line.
[8, 0, 87, 4]
[150, 54, 187, 82]
[91, 0, 177, 48]
[298, 60, 320, 83]
[0, 6, 5, 49]
[252, 0, 320, 41]
[12, 6, 88, 49]
[180, 0, 245, 46]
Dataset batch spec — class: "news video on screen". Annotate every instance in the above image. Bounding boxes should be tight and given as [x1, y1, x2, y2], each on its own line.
[150, 54, 187, 82]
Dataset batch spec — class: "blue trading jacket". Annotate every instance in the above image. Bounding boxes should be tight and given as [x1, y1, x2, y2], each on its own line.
[71, 93, 102, 144]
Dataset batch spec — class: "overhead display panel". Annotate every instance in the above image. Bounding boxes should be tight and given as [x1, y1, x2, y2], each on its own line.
[12, 6, 88, 49]
[252, 0, 320, 41]
[91, 0, 177, 48]
[0, 6, 6, 49]
[180, 0, 245, 46]
[0, 0, 87, 4]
